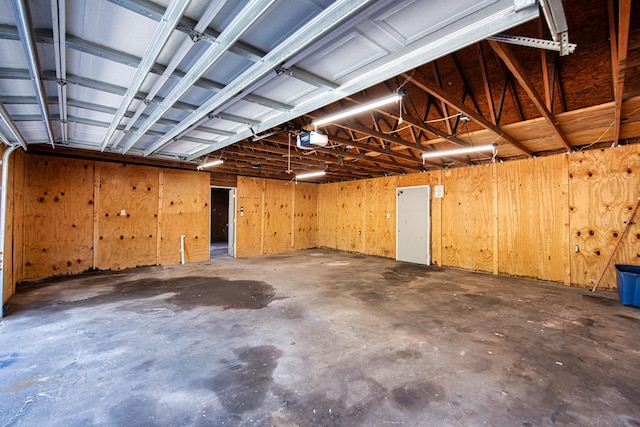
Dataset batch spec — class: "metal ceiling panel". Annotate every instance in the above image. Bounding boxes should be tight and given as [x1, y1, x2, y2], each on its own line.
[0, 0, 544, 168]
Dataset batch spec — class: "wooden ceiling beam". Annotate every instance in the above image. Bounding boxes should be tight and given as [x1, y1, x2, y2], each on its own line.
[611, 0, 632, 146]
[262, 135, 413, 175]
[404, 72, 533, 156]
[488, 40, 572, 151]
[477, 42, 497, 124]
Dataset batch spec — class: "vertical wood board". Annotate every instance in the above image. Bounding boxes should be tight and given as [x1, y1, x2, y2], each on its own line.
[569, 145, 640, 289]
[497, 155, 569, 282]
[441, 166, 495, 272]
[23, 156, 94, 279]
[364, 176, 396, 258]
[318, 183, 339, 249]
[293, 183, 318, 250]
[160, 170, 210, 264]
[235, 176, 265, 257]
[263, 179, 293, 254]
[96, 163, 158, 270]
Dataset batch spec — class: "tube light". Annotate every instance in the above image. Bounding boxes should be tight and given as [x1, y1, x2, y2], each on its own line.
[312, 94, 402, 127]
[421, 144, 496, 159]
[197, 159, 223, 170]
[296, 171, 326, 180]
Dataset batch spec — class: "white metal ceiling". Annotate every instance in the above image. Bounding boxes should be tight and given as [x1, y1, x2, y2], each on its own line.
[0, 0, 539, 165]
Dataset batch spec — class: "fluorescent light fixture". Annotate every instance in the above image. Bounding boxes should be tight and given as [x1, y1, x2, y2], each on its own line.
[421, 144, 496, 159]
[296, 171, 326, 180]
[312, 94, 402, 127]
[197, 159, 223, 170]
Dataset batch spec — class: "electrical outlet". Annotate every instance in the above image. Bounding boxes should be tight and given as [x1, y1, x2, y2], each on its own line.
[574, 245, 580, 253]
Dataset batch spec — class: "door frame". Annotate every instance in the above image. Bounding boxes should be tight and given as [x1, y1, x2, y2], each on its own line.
[210, 186, 237, 258]
[396, 185, 431, 265]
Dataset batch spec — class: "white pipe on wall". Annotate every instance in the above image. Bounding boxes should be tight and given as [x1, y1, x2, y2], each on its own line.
[180, 235, 185, 265]
[0, 145, 18, 319]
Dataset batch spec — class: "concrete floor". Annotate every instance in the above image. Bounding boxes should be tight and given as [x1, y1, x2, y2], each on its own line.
[1, 249, 640, 427]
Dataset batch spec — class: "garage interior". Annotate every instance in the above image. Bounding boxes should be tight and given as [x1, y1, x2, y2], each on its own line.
[1, 0, 640, 425]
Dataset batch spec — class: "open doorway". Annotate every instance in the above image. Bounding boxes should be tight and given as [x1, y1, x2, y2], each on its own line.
[210, 187, 236, 258]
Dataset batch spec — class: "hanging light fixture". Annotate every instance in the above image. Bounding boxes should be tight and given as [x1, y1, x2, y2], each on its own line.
[312, 93, 402, 128]
[196, 159, 223, 170]
[421, 144, 496, 159]
[296, 171, 326, 180]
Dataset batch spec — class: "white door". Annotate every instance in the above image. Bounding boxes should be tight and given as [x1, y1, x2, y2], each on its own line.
[228, 188, 236, 257]
[396, 185, 430, 265]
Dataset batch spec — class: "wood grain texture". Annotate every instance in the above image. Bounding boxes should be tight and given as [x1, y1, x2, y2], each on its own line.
[96, 163, 159, 270]
[263, 179, 293, 254]
[1, 148, 25, 302]
[23, 155, 95, 279]
[441, 165, 496, 272]
[159, 170, 210, 264]
[497, 155, 569, 282]
[318, 183, 338, 249]
[293, 182, 318, 250]
[235, 176, 264, 257]
[364, 177, 397, 258]
[569, 144, 640, 289]
[336, 181, 365, 252]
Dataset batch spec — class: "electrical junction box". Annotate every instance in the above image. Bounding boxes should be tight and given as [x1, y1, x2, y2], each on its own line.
[297, 131, 328, 149]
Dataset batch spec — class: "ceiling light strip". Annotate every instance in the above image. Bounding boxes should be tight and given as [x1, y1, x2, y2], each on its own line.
[197, 159, 223, 170]
[421, 144, 495, 159]
[296, 171, 326, 180]
[312, 94, 402, 127]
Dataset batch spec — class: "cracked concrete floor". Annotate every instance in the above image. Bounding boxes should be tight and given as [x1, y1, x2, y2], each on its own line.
[1, 249, 640, 426]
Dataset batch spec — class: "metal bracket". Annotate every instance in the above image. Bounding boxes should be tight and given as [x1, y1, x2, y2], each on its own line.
[538, 0, 572, 56]
[488, 34, 576, 55]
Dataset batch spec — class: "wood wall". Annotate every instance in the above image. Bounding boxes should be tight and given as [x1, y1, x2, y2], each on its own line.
[2, 153, 210, 301]
[236, 176, 317, 257]
[317, 144, 640, 289]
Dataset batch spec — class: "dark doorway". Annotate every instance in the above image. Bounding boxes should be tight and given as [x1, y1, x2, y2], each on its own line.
[211, 188, 230, 257]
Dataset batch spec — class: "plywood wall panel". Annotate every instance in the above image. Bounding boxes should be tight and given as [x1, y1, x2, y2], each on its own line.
[364, 177, 396, 258]
[263, 180, 293, 254]
[159, 170, 210, 264]
[236, 176, 264, 257]
[336, 181, 365, 252]
[318, 183, 338, 249]
[23, 156, 94, 279]
[293, 183, 318, 250]
[497, 155, 569, 282]
[569, 145, 640, 289]
[96, 163, 158, 270]
[1, 148, 25, 302]
[441, 165, 495, 273]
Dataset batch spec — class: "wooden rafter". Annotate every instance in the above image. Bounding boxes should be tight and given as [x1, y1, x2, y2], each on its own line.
[611, 0, 632, 146]
[432, 60, 454, 134]
[477, 42, 497, 124]
[489, 40, 572, 151]
[403, 72, 533, 156]
[538, 19, 553, 111]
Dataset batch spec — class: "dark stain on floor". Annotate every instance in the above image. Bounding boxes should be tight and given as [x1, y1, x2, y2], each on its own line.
[13, 276, 276, 313]
[391, 381, 446, 411]
[165, 277, 275, 309]
[204, 345, 282, 414]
